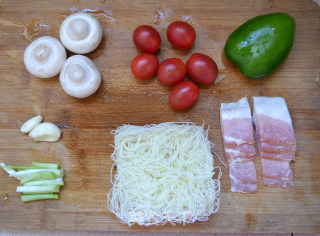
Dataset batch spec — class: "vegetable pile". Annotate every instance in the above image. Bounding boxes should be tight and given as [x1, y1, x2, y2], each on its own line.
[23, 12, 102, 98]
[1, 162, 64, 202]
[131, 21, 219, 110]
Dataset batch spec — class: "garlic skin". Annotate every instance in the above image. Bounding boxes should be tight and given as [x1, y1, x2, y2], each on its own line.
[24, 36, 67, 78]
[59, 55, 101, 98]
[29, 122, 61, 142]
[20, 115, 43, 133]
[60, 13, 102, 54]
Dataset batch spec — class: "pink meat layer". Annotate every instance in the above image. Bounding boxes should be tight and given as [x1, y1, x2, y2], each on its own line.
[260, 142, 296, 154]
[261, 159, 293, 179]
[229, 161, 257, 193]
[231, 180, 258, 193]
[255, 114, 296, 145]
[260, 152, 295, 161]
[225, 144, 255, 162]
[222, 118, 254, 147]
[263, 177, 294, 187]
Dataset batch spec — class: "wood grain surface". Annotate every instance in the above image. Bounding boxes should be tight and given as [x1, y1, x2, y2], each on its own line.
[0, 0, 319, 233]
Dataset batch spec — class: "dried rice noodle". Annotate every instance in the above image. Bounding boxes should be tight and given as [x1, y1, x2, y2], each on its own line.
[107, 122, 221, 226]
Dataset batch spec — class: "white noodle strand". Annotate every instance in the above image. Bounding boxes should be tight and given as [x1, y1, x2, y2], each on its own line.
[107, 122, 221, 226]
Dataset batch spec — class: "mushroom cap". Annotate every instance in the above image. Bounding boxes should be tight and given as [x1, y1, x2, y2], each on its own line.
[59, 55, 101, 98]
[24, 36, 67, 78]
[60, 13, 102, 54]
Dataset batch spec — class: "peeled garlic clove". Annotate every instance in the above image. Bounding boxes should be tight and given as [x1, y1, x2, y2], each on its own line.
[29, 122, 61, 142]
[20, 115, 43, 133]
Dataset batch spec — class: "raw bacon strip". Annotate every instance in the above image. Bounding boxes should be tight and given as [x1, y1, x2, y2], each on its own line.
[260, 152, 295, 161]
[263, 177, 294, 187]
[254, 114, 296, 145]
[260, 142, 296, 154]
[260, 159, 293, 180]
[229, 161, 258, 193]
[221, 97, 257, 193]
[253, 97, 296, 187]
[225, 144, 255, 162]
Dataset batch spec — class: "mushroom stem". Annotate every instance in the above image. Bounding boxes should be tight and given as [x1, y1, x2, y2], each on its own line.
[68, 64, 87, 84]
[68, 18, 89, 41]
[34, 45, 50, 62]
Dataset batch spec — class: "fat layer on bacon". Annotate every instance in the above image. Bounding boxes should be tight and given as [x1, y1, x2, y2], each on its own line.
[221, 97, 257, 193]
[253, 97, 296, 187]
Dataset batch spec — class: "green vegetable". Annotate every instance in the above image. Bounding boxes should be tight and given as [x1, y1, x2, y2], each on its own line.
[1, 162, 64, 203]
[4, 166, 35, 170]
[5, 162, 59, 170]
[20, 171, 56, 185]
[224, 12, 295, 79]
[32, 162, 59, 169]
[10, 169, 64, 179]
[21, 194, 58, 202]
[16, 185, 60, 193]
[23, 178, 64, 186]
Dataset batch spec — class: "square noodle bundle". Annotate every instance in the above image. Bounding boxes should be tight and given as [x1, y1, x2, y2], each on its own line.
[107, 122, 221, 226]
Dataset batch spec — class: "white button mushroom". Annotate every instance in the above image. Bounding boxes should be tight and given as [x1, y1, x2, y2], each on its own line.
[24, 36, 67, 78]
[59, 55, 101, 98]
[60, 13, 102, 54]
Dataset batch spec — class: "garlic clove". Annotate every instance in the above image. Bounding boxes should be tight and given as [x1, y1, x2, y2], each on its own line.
[20, 115, 43, 133]
[29, 122, 61, 142]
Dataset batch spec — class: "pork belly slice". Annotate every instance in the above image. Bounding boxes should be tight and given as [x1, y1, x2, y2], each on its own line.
[225, 144, 255, 164]
[260, 151, 295, 161]
[253, 97, 296, 146]
[260, 141, 296, 154]
[261, 159, 293, 180]
[229, 161, 258, 193]
[221, 97, 255, 147]
[253, 97, 296, 187]
[263, 177, 294, 187]
[221, 97, 257, 193]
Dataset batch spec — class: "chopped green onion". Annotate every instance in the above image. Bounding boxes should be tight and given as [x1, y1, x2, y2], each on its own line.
[1, 162, 64, 203]
[21, 194, 58, 202]
[1, 162, 16, 176]
[23, 178, 64, 186]
[20, 171, 56, 185]
[32, 162, 59, 170]
[16, 185, 60, 193]
[5, 162, 59, 170]
[21, 192, 48, 195]
[10, 169, 64, 179]
[4, 166, 35, 170]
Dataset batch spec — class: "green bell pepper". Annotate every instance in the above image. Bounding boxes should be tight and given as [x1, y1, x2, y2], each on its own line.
[224, 12, 295, 79]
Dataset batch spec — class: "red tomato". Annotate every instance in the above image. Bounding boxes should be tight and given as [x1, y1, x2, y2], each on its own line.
[157, 58, 186, 86]
[186, 53, 218, 85]
[169, 81, 199, 110]
[131, 53, 159, 80]
[167, 21, 196, 50]
[133, 25, 161, 53]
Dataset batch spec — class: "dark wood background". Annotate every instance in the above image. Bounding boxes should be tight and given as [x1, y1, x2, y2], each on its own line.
[0, 0, 319, 233]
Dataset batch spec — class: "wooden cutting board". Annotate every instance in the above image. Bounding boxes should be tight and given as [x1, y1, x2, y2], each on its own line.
[0, 0, 319, 233]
